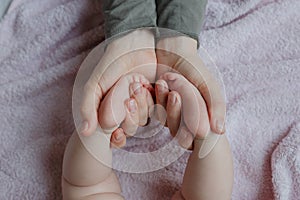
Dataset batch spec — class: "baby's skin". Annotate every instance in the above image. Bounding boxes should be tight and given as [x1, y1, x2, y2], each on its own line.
[62, 72, 233, 200]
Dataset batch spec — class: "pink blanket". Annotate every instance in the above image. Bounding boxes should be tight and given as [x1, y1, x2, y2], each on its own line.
[0, 0, 299, 199]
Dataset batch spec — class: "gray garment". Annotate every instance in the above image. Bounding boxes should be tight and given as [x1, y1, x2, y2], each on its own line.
[156, 0, 207, 43]
[102, 0, 207, 45]
[102, 0, 157, 39]
[0, 0, 12, 20]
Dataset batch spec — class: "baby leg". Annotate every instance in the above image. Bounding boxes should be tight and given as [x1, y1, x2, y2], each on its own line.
[62, 73, 151, 200]
[160, 72, 233, 200]
[62, 131, 124, 200]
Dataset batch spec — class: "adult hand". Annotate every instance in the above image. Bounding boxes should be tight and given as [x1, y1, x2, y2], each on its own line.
[156, 36, 226, 134]
[80, 29, 157, 136]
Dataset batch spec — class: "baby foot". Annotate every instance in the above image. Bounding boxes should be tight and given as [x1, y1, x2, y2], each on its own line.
[159, 72, 210, 139]
[98, 73, 153, 133]
[109, 81, 154, 148]
[159, 72, 221, 158]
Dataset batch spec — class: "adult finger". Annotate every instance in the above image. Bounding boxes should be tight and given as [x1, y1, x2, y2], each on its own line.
[80, 57, 128, 136]
[80, 81, 102, 136]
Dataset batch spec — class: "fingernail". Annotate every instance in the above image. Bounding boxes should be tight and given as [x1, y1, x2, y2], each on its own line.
[133, 84, 142, 95]
[157, 84, 164, 92]
[128, 99, 137, 113]
[156, 80, 168, 92]
[216, 120, 224, 133]
[80, 121, 89, 134]
[115, 131, 123, 141]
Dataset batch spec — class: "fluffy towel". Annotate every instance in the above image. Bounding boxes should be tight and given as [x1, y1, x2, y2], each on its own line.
[271, 123, 300, 199]
[0, 0, 299, 199]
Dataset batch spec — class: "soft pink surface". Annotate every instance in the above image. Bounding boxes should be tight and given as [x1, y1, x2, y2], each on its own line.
[0, 0, 299, 199]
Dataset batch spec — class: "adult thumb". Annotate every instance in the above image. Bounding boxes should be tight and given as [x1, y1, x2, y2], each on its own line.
[80, 81, 102, 136]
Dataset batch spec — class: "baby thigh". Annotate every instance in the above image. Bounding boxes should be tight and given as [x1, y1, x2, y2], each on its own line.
[62, 132, 123, 200]
[62, 172, 124, 200]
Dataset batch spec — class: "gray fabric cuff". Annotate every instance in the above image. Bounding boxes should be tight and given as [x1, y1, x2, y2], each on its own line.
[103, 0, 157, 39]
[156, 0, 207, 46]
[0, 0, 12, 20]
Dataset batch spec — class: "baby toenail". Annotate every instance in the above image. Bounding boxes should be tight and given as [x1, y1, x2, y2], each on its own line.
[128, 99, 137, 113]
[115, 131, 123, 141]
[157, 84, 164, 92]
[134, 85, 142, 94]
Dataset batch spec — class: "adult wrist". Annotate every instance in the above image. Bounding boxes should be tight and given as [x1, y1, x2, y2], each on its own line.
[103, 0, 157, 39]
[155, 0, 208, 49]
[156, 35, 198, 56]
[106, 28, 155, 54]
